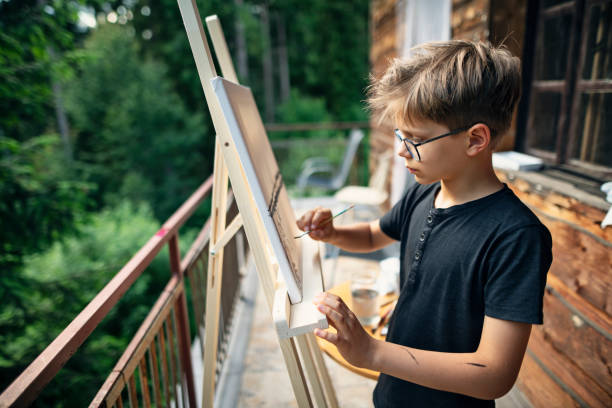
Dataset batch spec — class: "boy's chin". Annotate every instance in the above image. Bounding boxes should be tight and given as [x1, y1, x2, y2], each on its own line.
[413, 174, 440, 185]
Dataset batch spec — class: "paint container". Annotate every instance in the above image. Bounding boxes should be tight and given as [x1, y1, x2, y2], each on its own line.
[351, 266, 380, 326]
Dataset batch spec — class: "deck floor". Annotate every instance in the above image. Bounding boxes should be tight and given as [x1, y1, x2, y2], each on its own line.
[237, 256, 379, 407]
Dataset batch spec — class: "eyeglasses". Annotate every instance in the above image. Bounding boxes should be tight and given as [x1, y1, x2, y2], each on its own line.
[394, 125, 473, 162]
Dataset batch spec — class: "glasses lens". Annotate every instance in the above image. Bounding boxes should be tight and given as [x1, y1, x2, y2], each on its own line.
[404, 141, 420, 161]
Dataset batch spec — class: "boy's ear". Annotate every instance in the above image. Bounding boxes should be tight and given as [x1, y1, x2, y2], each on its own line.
[465, 123, 491, 156]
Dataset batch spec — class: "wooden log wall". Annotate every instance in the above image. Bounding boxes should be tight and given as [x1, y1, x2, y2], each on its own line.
[497, 170, 612, 408]
[369, 0, 399, 210]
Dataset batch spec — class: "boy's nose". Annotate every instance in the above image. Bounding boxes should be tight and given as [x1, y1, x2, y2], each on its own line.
[398, 144, 412, 159]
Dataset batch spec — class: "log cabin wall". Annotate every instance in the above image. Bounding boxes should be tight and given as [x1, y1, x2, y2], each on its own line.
[452, 0, 528, 151]
[369, 0, 399, 210]
[496, 169, 611, 408]
[369, 1, 612, 406]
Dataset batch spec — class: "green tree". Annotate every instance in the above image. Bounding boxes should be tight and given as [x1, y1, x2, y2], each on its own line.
[126, 0, 370, 122]
[0, 201, 193, 406]
[0, 135, 92, 269]
[65, 24, 211, 220]
[0, 0, 103, 141]
[278, 0, 370, 121]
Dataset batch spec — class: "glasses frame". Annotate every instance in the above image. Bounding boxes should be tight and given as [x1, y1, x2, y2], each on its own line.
[394, 124, 474, 162]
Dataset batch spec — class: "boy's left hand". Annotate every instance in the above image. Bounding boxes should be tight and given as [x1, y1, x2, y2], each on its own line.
[313, 292, 377, 369]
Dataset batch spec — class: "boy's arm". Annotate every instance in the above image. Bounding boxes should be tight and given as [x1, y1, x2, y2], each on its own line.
[296, 207, 395, 252]
[313, 293, 531, 400]
[330, 220, 394, 252]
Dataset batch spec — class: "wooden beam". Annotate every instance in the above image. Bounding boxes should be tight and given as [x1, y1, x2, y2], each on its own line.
[205, 15, 239, 83]
[210, 213, 243, 255]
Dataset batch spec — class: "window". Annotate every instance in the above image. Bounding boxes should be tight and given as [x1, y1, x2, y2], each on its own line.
[520, 0, 612, 178]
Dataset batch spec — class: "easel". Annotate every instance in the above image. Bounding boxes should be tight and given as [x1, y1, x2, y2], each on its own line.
[175, 2, 339, 407]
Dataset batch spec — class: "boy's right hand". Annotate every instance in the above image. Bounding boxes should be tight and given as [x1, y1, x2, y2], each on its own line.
[296, 207, 336, 242]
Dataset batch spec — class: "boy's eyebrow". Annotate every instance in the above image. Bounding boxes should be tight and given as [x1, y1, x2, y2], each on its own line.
[398, 128, 425, 140]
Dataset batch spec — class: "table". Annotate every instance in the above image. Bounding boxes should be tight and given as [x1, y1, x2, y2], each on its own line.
[315, 280, 398, 380]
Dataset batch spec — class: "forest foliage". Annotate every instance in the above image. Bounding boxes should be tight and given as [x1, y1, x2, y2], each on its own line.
[0, 0, 370, 405]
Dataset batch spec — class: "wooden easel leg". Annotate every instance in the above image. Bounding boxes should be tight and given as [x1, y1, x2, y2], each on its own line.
[296, 334, 327, 407]
[177, 2, 338, 404]
[306, 332, 339, 408]
[202, 139, 229, 408]
[279, 337, 313, 408]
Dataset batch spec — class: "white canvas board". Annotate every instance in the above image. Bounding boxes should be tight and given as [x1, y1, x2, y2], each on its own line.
[211, 77, 303, 303]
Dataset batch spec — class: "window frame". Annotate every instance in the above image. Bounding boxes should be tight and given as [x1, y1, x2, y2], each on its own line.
[517, 0, 612, 179]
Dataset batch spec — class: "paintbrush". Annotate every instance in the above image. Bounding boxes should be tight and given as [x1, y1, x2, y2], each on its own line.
[372, 299, 397, 334]
[294, 204, 355, 239]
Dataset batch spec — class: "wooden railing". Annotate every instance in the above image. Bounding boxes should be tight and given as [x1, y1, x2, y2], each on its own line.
[0, 175, 248, 407]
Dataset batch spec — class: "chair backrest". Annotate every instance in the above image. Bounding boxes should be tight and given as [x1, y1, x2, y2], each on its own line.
[368, 151, 393, 191]
[331, 128, 364, 189]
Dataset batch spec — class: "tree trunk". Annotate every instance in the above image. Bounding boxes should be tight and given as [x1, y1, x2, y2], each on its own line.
[260, 3, 275, 122]
[234, 0, 249, 82]
[276, 12, 290, 103]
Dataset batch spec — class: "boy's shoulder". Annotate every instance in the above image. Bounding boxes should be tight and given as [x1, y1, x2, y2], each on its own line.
[490, 185, 545, 228]
[465, 185, 552, 247]
[389, 181, 549, 230]
[414, 182, 546, 231]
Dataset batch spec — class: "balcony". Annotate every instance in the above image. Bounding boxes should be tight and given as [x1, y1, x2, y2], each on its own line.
[0, 174, 533, 407]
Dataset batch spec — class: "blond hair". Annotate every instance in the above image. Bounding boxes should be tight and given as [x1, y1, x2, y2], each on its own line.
[367, 40, 521, 144]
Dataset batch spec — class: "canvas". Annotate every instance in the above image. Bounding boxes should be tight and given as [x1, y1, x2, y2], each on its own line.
[211, 76, 303, 303]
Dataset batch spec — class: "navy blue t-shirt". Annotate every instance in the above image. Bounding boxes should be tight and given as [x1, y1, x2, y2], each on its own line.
[373, 182, 552, 408]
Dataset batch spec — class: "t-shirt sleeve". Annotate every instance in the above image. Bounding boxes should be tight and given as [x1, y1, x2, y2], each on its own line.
[379, 199, 403, 240]
[484, 224, 553, 324]
[379, 184, 417, 240]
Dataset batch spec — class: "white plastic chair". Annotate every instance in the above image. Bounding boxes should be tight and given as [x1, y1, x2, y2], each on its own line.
[296, 128, 364, 192]
[333, 151, 392, 217]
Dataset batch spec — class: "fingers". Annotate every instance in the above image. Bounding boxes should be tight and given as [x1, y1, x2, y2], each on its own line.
[315, 292, 348, 313]
[314, 292, 356, 333]
[317, 303, 349, 332]
[314, 328, 338, 344]
[296, 207, 318, 231]
[311, 208, 332, 229]
[296, 209, 313, 231]
[297, 208, 335, 242]
[296, 207, 332, 232]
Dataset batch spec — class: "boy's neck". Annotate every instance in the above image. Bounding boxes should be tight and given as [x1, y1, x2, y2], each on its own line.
[434, 158, 503, 209]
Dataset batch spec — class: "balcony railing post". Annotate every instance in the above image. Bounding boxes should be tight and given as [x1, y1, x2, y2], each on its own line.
[169, 234, 197, 407]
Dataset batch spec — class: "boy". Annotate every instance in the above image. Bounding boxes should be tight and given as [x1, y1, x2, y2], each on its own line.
[297, 40, 552, 407]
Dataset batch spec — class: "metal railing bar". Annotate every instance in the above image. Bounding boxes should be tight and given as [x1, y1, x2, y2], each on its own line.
[161, 176, 214, 246]
[90, 276, 182, 406]
[127, 374, 138, 408]
[157, 327, 171, 408]
[182, 217, 212, 273]
[169, 232, 197, 407]
[264, 121, 369, 132]
[138, 356, 152, 408]
[164, 317, 178, 408]
[187, 262, 206, 358]
[95, 369, 124, 407]
[149, 340, 162, 408]
[170, 307, 186, 408]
